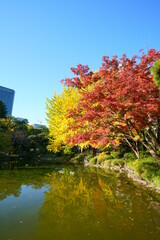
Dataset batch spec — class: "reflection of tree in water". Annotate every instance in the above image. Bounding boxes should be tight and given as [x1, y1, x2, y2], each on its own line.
[35, 170, 117, 240]
[0, 169, 51, 201]
[0, 177, 21, 200]
[0, 167, 160, 240]
[35, 168, 160, 240]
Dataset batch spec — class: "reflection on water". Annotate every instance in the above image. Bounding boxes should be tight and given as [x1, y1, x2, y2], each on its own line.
[0, 165, 160, 240]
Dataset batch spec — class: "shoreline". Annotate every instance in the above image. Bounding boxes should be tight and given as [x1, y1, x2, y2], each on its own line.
[84, 160, 160, 194]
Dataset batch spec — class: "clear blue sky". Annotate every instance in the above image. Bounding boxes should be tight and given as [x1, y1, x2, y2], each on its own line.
[0, 0, 160, 125]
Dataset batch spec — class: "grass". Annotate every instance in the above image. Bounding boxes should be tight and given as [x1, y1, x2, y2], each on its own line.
[127, 156, 160, 188]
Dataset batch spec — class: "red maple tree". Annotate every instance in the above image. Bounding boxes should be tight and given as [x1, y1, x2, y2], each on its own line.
[62, 49, 160, 159]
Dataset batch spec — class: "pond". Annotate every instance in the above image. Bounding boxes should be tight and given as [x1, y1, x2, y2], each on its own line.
[0, 161, 160, 240]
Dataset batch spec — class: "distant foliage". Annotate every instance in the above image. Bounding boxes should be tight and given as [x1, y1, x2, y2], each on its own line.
[0, 117, 49, 156]
[0, 117, 13, 154]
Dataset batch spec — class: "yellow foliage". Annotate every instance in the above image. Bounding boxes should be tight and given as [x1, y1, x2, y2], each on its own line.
[114, 139, 120, 146]
[97, 152, 105, 160]
[133, 135, 140, 141]
[46, 86, 80, 152]
[79, 141, 90, 151]
[98, 179, 114, 202]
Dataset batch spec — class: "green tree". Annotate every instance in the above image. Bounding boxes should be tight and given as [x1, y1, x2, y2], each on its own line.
[152, 59, 160, 87]
[28, 125, 49, 153]
[11, 118, 29, 154]
[0, 100, 7, 118]
[0, 117, 13, 155]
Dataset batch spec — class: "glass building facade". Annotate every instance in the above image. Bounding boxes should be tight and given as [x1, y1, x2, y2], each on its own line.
[0, 86, 15, 116]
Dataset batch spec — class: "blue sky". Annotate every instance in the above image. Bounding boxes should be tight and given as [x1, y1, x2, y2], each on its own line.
[0, 0, 160, 125]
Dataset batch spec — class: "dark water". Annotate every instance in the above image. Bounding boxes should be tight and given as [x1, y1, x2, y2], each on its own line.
[0, 161, 160, 240]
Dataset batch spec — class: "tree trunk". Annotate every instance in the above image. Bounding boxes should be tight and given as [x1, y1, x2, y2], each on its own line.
[90, 147, 97, 156]
[141, 140, 160, 161]
[124, 138, 140, 159]
[148, 149, 160, 161]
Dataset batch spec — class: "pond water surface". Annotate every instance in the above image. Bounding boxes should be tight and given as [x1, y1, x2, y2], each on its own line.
[0, 162, 160, 240]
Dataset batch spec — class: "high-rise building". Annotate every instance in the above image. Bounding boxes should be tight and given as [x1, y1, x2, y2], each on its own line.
[33, 123, 46, 129]
[0, 86, 15, 116]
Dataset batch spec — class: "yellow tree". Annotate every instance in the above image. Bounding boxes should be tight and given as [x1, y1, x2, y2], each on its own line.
[46, 87, 79, 152]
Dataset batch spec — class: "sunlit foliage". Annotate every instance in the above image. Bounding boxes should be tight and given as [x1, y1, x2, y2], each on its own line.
[62, 49, 160, 160]
[46, 87, 79, 152]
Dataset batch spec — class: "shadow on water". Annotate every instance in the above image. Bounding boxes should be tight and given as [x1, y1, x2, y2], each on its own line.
[0, 157, 160, 240]
[0, 155, 66, 170]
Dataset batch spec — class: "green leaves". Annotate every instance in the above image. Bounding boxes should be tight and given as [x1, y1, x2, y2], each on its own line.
[152, 59, 160, 88]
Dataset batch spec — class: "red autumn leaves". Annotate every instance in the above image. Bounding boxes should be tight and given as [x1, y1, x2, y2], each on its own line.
[61, 49, 160, 158]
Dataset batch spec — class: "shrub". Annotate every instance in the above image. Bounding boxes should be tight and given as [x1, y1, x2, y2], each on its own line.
[128, 159, 144, 175]
[153, 176, 160, 188]
[97, 158, 104, 164]
[123, 152, 136, 160]
[89, 156, 97, 165]
[103, 160, 112, 167]
[156, 150, 160, 156]
[110, 151, 121, 159]
[112, 159, 125, 167]
[71, 153, 84, 163]
[85, 154, 93, 161]
[63, 146, 72, 155]
[97, 152, 105, 160]
[139, 151, 151, 158]
[97, 152, 112, 164]
[127, 156, 160, 187]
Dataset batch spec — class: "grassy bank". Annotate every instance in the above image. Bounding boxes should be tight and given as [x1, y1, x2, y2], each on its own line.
[70, 151, 160, 190]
